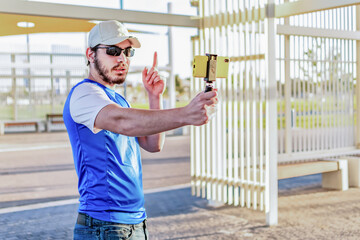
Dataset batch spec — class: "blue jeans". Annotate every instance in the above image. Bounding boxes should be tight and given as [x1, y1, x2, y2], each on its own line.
[74, 213, 148, 240]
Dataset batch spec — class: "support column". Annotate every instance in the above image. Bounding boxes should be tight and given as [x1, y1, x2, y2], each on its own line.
[265, 1, 278, 226]
[167, 2, 176, 109]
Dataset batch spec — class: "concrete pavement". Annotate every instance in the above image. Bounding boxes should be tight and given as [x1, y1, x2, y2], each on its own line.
[1, 132, 360, 239]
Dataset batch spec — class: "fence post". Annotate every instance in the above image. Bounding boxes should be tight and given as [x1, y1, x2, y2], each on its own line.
[265, 1, 278, 226]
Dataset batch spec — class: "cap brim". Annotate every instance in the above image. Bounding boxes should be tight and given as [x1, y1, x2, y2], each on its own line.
[100, 36, 141, 48]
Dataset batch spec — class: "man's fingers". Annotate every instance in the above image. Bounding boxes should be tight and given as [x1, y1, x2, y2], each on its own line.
[149, 72, 158, 84]
[199, 90, 217, 100]
[153, 76, 161, 83]
[152, 51, 158, 68]
[146, 67, 153, 81]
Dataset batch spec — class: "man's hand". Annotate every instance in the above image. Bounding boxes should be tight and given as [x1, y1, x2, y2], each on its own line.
[183, 90, 218, 126]
[142, 52, 165, 97]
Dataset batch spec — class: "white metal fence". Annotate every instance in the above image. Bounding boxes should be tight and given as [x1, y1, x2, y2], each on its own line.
[191, 0, 360, 225]
[277, 3, 358, 163]
[0, 52, 87, 120]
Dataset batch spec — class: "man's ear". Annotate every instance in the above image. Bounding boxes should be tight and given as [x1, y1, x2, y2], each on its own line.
[86, 48, 95, 64]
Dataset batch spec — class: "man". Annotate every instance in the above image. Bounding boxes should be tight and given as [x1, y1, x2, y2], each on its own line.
[63, 20, 217, 240]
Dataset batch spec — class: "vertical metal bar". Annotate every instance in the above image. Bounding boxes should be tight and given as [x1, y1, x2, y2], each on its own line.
[350, 6, 355, 146]
[277, 21, 283, 155]
[295, 33, 304, 152]
[340, 8, 344, 148]
[211, 0, 219, 202]
[294, 34, 299, 153]
[221, 0, 228, 204]
[299, 33, 303, 153]
[308, 33, 313, 152]
[284, 0, 292, 155]
[296, 30, 301, 153]
[278, 26, 284, 155]
[191, 36, 200, 196]
[341, 8, 345, 148]
[198, 0, 206, 198]
[218, 0, 224, 203]
[340, 36, 344, 148]
[333, 9, 337, 149]
[326, 10, 335, 151]
[310, 21, 316, 152]
[255, 0, 259, 209]
[306, 17, 311, 153]
[314, 21, 319, 152]
[191, 39, 196, 196]
[191, 57, 195, 196]
[265, 0, 278, 226]
[225, 0, 234, 205]
[200, 0, 206, 199]
[245, 5, 251, 208]
[304, 32, 308, 151]
[239, 0, 245, 207]
[221, 70, 227, 202]
[316, 36, 320, 151]
[233, 0, 240, 207]
[205, 0, 213, 201]
[331, 9, 335, 150]
[346, 40, 350, 147]
[356, 6, 360, 147]
[335, 8, 338, 148]
[326, 23, 330, 150]
[345, 7, 350, 147]
[251, 3, 257, 210]
[321, 12, 325, 151]
[210, 0, 216, 202]
[259, 3, 265, 210]
[346, 8, 350, 146]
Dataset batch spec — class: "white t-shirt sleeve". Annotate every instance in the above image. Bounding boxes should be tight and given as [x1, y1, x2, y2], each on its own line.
[69, 82, 114, 133]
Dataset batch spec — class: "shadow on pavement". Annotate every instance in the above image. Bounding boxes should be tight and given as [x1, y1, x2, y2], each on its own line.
[0, 195, 79, 208]
[145, 187, 208, 218]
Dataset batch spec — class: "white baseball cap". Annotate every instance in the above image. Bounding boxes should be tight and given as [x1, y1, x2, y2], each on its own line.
[88, 20, 141, 48]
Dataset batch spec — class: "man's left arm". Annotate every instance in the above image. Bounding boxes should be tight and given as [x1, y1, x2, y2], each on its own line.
[138, 52, 166, 152]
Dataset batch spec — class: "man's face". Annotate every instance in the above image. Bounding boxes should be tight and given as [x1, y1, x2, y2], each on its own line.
[93, 40, 132, 85]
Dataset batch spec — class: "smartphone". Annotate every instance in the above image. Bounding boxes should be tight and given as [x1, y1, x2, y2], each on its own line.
[192, 55, 230, 78]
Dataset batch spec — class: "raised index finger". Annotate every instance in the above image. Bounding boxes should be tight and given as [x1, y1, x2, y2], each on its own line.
[152, 51, 158, 68]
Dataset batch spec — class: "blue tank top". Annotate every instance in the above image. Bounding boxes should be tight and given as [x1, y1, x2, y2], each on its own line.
[63, 79, 146, 224]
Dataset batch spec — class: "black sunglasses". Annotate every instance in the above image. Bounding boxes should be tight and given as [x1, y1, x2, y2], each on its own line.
[95, 46, 135, 57]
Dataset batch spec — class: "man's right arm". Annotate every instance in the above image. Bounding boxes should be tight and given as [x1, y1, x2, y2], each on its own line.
[94, 90, 217, 137]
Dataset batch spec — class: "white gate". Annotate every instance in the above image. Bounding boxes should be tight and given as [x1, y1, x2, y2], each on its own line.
[191, 0, 360, 225]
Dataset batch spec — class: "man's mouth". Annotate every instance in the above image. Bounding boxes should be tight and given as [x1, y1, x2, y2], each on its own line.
[113, 68, 126, 74]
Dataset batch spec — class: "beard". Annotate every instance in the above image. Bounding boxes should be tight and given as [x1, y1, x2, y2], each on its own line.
[94, 55, 127, 85]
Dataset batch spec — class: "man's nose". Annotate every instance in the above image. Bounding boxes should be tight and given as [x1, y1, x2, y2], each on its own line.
[116, 52, 126, 62]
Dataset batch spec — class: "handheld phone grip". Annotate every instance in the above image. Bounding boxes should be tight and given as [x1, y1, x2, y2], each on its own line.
[204, 82, 213, 92]
[204, 86, 213, 92]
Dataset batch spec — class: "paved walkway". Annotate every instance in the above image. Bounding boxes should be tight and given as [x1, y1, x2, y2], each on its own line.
[1, 133, 360, 239]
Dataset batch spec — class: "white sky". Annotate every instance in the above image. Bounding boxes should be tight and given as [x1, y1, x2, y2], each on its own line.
[0, 0, 198, 81]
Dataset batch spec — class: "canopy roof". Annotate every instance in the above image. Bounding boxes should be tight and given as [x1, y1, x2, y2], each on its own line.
[0, 13, 98, 36]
